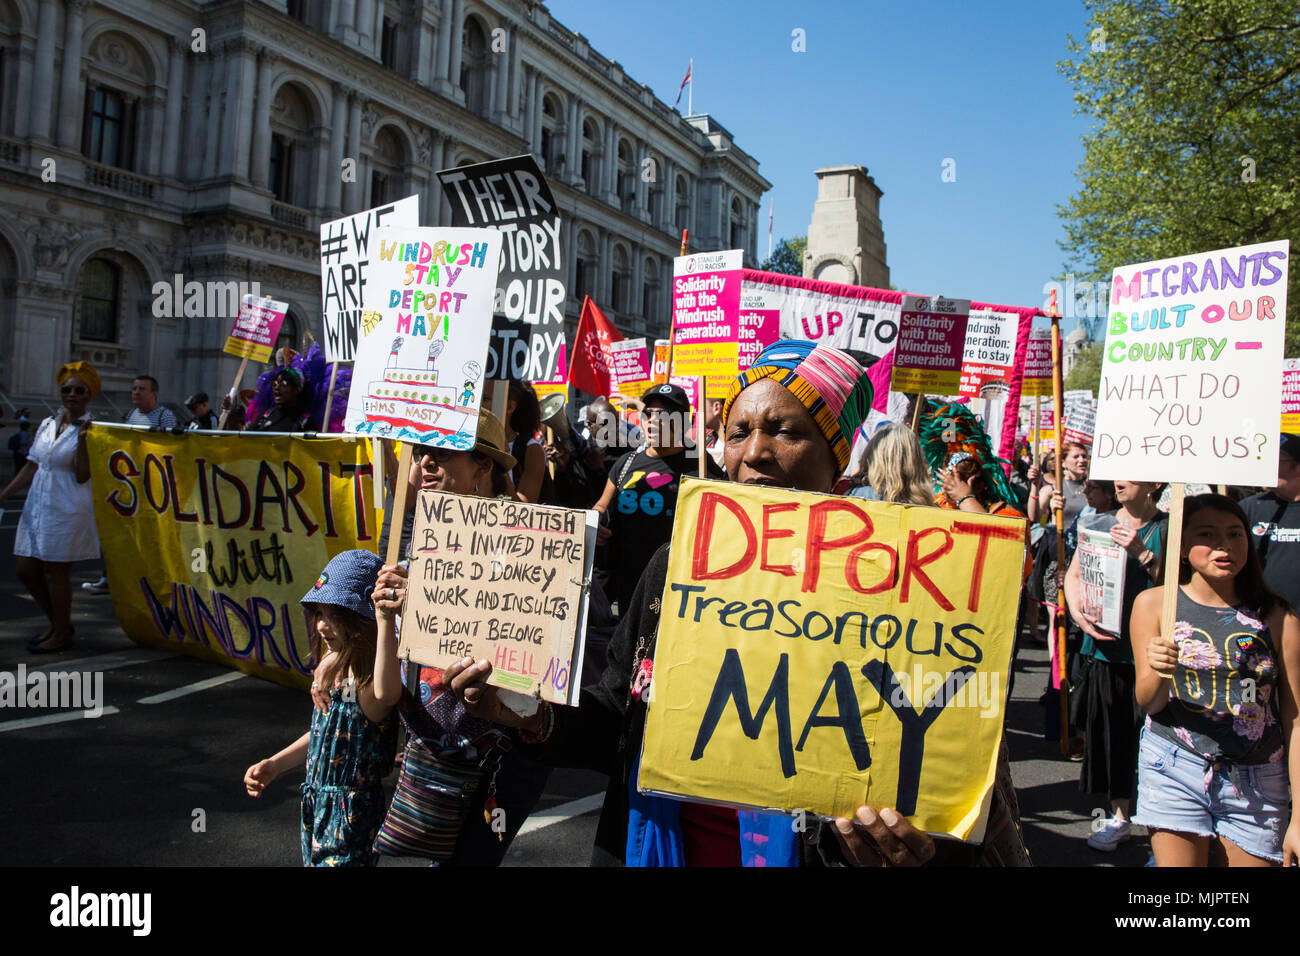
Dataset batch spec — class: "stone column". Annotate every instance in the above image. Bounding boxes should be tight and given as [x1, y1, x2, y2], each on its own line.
[429, 133, 447, 223]
[508, 26, 522, 130]
[201, 46, 227, 180]
[160, 40, 185, 178]
[604, 122, 617, 204]
[29, 0, 57, 144]
[231, 42, 257, 182]
[447, 0, 465, 93]
[356, 0, 375, 55]
[434, 0, 452, 90]
[345, 93, 363, 211]
[315, 125, 331, 209]
[326, 83, 347, 214]
[334, 0, 357, 43]
[56, 0, 87, 149]
[414, 14, 433, 85]
[13, 35, 34, 138]
[184, 49, 210, 180]
[571, 99, 585, 186]
[249, 48, 275, 188]
[565, 211, 577, 302]
[531, 76, 544, 155]
[598, 229, 612, 306]
[522, 67, 535, 151]
[492, 21, 509, 122]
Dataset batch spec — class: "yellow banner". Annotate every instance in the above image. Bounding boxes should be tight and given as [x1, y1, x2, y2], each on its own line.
[639, 478, 1025, 838]
[87, 427, 378, 690]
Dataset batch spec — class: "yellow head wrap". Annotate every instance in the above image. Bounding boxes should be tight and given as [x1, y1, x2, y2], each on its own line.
[56, 360, 101, 398]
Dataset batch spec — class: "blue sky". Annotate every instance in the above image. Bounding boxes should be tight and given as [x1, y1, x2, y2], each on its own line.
[547, 0, 1095, 332]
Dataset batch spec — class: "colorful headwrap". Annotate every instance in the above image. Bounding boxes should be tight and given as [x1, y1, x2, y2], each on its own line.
[56, 360, 101, 398]
[918, 400, 1018, 507]
[723, 339, 873, 471]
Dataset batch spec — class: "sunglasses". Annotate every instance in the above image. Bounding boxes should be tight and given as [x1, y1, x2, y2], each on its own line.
[60, 385, 89, 396]
[414, 445, 459, 464]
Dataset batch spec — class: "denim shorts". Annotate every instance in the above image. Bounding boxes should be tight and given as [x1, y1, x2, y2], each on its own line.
[1132, 727, 1288, 863]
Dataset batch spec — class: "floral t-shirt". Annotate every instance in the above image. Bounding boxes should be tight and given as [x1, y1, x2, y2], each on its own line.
[1146, 590, 1283, 765]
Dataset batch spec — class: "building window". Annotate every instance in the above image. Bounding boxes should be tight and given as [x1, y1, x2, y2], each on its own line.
[285, 0, 307, 21]
[540, 96, 562, 172]
[460, 19, 490, 117]
[83, 86, 128, 168]
[276, 312, 299, 353]
[370, 170, 391, 206]
[269, 134, 293, 203]
[77, 258, 120, 343]
[381, 18, 398, 69]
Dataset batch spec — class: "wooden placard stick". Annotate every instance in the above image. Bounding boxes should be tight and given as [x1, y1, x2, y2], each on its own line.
[1050, 312, 1069, 755]
[910, 393, 925, 433]
[491, 379, 509, 424]
[321, 362, 340, 432]
[217, 355, 250, 430]
[1157, 483, 1186, 677]
[385, 441, 414, 567]
[697, 376, 707, 478]
[1032, 395, 1041, 462]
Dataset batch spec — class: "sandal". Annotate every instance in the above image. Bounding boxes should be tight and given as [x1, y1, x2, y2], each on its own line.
[30, 629, 75, 654]
[25, 629, 53, 652]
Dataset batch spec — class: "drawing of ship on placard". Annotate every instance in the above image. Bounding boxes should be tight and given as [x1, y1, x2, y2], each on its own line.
[359, 336, 478, 444]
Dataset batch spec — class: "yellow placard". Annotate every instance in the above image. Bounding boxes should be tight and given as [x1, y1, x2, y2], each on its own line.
[1282, 412, 1300, 432]
[670, 341, 740, 379]
[1020, 376, 1053, 398]
[638, 478, 1025, 838]
[87, 426, 378, 690]
[890, 366, 963, 396]
[704, 375, 733, 401]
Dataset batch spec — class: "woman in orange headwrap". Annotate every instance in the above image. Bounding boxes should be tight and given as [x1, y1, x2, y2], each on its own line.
[0, 361, 101, 652]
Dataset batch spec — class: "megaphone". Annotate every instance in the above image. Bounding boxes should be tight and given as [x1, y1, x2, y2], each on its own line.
[539, 393, 572, 442]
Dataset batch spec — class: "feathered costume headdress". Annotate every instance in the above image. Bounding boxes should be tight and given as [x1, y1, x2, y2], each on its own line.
[245, 342, 352, 433]
[918, 399, 1017, 508]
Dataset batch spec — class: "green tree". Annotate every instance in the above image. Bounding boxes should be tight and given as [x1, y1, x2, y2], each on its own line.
[1064, 343, 1104, 394]
[761, 235, 806, 275]
[1058, 0, 1300, 356]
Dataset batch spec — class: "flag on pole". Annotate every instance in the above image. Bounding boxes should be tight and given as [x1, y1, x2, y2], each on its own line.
[568, 295, 624, 397]
[767, 202, 774, 259]
[674, 59, 693, 108]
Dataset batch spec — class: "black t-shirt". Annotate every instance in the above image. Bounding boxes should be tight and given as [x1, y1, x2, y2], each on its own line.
[606, 448, 723, 614]
[1241, 492, 1300, 611]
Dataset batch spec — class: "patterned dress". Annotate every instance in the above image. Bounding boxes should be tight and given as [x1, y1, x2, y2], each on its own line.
[300, 682, 398, 866]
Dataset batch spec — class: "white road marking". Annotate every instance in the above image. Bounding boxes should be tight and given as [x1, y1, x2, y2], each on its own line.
[515, 793, 605, 836]
[137, 671, 247, 704]
[25, 649, 170, 673]
[0, 707, 122, 733]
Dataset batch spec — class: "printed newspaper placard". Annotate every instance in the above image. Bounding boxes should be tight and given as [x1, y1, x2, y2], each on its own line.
[1091, 239, 1290, 485]
[1077, 528, 1125, 635]
[638, 479, 1024, 838]
[320, 195, 420, 362]
[400, 492, 596, 705]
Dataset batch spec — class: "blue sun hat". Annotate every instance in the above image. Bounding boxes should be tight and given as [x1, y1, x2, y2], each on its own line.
[301, 549, 384, 620]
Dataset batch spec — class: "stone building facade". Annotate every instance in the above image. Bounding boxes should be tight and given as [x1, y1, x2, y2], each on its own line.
[0, 0, 769, 417]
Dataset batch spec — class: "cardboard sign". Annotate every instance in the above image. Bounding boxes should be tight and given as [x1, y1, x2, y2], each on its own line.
[959, 308, 1020, 400]
[1077, 528, 1125, 635]
[86, 427, 376, 690]
[437, 155, 566, 381]
[343, 227, 502, 445]
[223, 295, 287, 363]
[638, 479, 1024, 838]
[1021, 328, 1053, 397]
[1092, 239, 1290, 485]
[1282, 358, 1300, 432]
[610, 337, 652, 400]
[320, 195, 420, 362]
[671, 250, 742, 377]
[890, 295, 971, 395]
[400, 492, 596, 705]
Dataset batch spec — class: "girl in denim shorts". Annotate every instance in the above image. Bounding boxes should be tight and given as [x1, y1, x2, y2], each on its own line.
[1130, 494, 1300, 866]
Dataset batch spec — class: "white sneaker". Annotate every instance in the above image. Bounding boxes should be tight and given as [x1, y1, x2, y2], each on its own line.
[82, 576, 108, 593]
[1086, 817, 1131, 851]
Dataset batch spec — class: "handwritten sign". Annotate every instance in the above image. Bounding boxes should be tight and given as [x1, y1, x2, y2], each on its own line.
[401, 492, 596, 705]
[1091, 239, 1290, 485]
[959, 309, 1020, 400]
[672, 250, 742, 377]
[1282, 358, 1300, 432]
[437, 155, 565, 381]
[1077, 527, 1125, 635]
[343, 227, 501, 445]
[638, 479, 1024, 837]
[890, 295, 971, 395]
[1020, 328, 1053, 398]
[223, 295, 287, 363]
[320, 196, 420, 362]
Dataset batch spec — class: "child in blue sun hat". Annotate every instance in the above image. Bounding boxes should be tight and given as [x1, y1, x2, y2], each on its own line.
[244, 549, 406, 865]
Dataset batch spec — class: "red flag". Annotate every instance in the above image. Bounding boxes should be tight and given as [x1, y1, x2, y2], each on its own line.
[568, 296, 624, 397]
[674, 60, 692, 107]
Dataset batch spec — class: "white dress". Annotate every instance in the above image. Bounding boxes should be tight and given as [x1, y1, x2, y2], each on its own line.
[14, 413, 100, 562]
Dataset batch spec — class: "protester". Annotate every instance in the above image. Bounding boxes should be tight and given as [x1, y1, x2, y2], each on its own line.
[1063, 479, 1166, 851]
[8, 418, 32, 472]
[1239, 433, 1300, 611]
[320, 411, 552, 865]
[940, 454, 1026, 518]
[0, 362, 100, 653]
[544, 424, 607, 511]
[126, 375, 178, 429]
[244, 549, 401, 866]
[1028, 442, 1089, 527]
[493, 379, 552, 504]
[1129, 494, 1300, 866]
[584, 397, 639, 468]
[185, 392, 218, 431]
[702, 396, 725, 468]
[846, 423, 933, 505]
[242, 367, 316, 432]
[592, 382, 723, 616]
[446, 340, 1030, 867]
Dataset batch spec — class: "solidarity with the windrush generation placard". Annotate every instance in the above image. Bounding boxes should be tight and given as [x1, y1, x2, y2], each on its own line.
[638, 479, 1025, 839]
